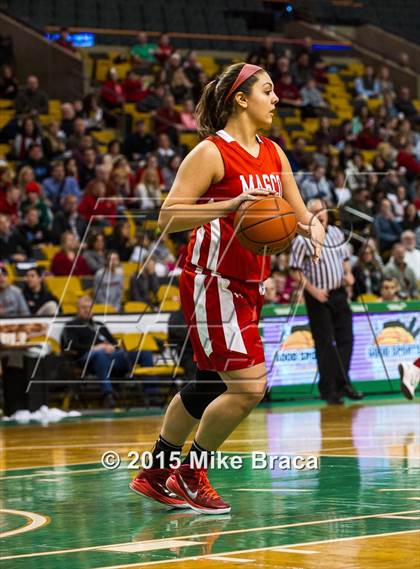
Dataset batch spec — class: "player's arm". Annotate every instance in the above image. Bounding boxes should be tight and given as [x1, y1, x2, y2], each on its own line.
[158, 140, 272, 234]
[272, 142, 325, 262]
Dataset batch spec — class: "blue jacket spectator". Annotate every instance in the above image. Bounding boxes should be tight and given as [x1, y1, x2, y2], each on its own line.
[374, 198, 402, 253]
[43, 160, 81, 210]
[354, 66, 380, 99]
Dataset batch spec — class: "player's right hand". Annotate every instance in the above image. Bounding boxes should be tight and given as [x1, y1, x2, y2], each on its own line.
[229, 189, 275, 212]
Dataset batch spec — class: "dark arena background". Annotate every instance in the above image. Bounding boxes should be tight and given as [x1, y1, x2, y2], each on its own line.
[0, 1, 419, 567]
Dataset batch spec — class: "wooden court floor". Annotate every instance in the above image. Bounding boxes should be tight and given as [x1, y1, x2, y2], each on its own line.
[1, 399, 419, 568]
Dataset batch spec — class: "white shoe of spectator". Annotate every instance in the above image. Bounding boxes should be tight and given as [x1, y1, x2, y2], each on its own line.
[398, 363, 420, 400]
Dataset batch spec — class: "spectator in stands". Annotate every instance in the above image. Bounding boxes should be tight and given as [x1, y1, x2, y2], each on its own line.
[271, 56, 290, 83]
[12, 117, 42, 161]
[16, 165, 34, 193]
[78, 148, 98, 189]
[65, 157, 79, 180]
[15, 75, 49, 115]
[51, 194, 87, 245]
[154, 94, 183, 145]
[43, 121, 67, 159]
[136, 154, 165, 191]
[124, 119, 156, 161]
[402, 203, 419, 231]
[383, 242, 418, 299]
[66, 117, 87, 150]
[287, 136, 309, 172]
[84, 231, 107, 273]
[82, 93, 104, 131]
[23, 267, 59, 315]
[388, 185, 408, 223]
[166, 52, 193, 103]
[355, 118, 381, 150]
[401, 230, 420, 280]
[300, 78, 328, 118]
[138, 83, 166, 113]
[272, 269, 297, 304]
[377, 277, 399, 302]
[106, 220, 135, 262]
[122, 70, 146, 104]
[396, 140, 420, 179]
[180, 99, 198, 132]
[51, 231, 92, 276]
[130, 231, 154, 264]
[131, 31, 157, 67]
[300, 164, 335, 204]
[134, 169, 162, 211]
[24, 143, 49, 182]
[0, 213, 32, 262]
[274, 73, 302, 109]
[268, 125, 286, 148]
[162, 155, 182, 192]
[43, 160, 81, 210]
[93, 251, 124, 311]
[354, 66, 380, 101]
[155, 33, 174, 66]
[0, 263, 30, 316]
[248, 36, 278, 66]
[61, 103, 76, 137]
[129, 255, 159, 306]
[291, 52, 313, 88]
[377, 65, 394, 96]
[100, 68, 125, 110]
[55, 27, 76, 53]
[106, 165, 133, 207]
[0, 64, 18, 100]
[18, 206, 51, 247]
[341, 188, 372, 237]
[156, 133, 175, 170]
[395, 86, 418, 118]
[20, 181, 52, 230]
[62, 295, 153, 408]
[352, 244, 383, 299]
[374, 198, 402, 253]
[78, 179, 116, 227]
[345, 152, 370, 191]
[0, 186, 22, 224]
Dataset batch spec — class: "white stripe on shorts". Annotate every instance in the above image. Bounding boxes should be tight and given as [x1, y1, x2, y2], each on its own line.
[193, 272, 213, 357]
[217, 277, 247, 354]
[207, 218, 221, 272]
[191, 225, 205, 266]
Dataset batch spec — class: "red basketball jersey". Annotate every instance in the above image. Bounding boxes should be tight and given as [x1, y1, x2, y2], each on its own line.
[184, 129, 283, 283]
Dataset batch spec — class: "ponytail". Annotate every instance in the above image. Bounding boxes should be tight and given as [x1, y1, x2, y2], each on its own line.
[195, 62, 263, 139]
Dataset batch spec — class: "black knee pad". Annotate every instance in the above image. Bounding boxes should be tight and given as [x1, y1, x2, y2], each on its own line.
[180, 369, 227, 419]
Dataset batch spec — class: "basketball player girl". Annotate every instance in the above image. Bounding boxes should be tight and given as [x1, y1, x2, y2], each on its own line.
[130, 63, 325, 514]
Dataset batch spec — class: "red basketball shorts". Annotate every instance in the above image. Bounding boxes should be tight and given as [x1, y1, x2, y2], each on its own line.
[179, 266, 266, 372]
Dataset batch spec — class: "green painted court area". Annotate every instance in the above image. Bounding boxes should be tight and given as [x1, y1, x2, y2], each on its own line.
[1, 401, 419, 569]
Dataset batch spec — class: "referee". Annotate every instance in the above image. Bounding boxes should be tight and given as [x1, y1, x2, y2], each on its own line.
[290, 199, 363, 404]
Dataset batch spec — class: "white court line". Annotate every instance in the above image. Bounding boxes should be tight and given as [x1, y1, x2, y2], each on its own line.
[378, 488, 420, 492]
[271, 548, 319, 554]
[2, 509, 419, 561]
[0, 509, 50, 538]
[97, 539, 206, 553]
[82, 530, 420, 569]
[207, 556, 254, 563]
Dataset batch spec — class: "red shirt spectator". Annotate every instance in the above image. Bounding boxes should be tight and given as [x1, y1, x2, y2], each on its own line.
[274, 74, 301, 105]
[154, 94, 182, 136]
[397, 144, 420, 176]
[78, 180, 117, 224]
[51, 231, 92, 276]
[100, 69, 124, 108]
[0, 187, 21, 225]
[155, 34, 174, 65]
[122, 71, 147, 103]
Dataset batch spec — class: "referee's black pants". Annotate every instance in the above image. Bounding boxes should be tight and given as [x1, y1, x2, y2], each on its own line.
[304, 286, 353, 399]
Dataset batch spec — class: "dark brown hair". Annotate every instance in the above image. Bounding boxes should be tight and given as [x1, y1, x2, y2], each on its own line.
[196, 62, 264, 138]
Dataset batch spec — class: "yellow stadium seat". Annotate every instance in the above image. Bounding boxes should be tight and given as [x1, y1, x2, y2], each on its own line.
[93, 129, 116, 144]
[0, 143, 10, 157]
[159, 299, 180, 312]
[179, 132, 199, 150]
[157, 284, 180, 302]
[356, 294, 379, 302]
[40, 245, 61, 260]
[91, 303, 117, 314]
[44, 276, 85, 307]
[124, 301, 151, 313]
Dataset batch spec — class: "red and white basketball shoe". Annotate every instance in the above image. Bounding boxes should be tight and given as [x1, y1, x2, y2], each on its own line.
[166, 464, 231, 514]
[129, 467, 188, 508]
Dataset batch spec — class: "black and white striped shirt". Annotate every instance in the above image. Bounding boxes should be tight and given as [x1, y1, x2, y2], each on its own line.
[289, 225, 348, 290]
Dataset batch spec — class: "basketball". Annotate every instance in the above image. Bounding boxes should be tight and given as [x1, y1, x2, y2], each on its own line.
[233, 195, 297, 255]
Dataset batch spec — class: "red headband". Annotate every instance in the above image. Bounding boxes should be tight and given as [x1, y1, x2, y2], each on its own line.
[225, 64, 263, 101]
